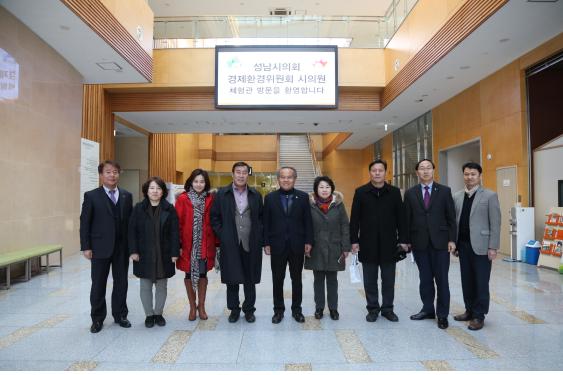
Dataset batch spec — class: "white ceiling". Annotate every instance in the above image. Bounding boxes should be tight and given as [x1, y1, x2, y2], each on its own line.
[148, 0, 394, 17]
[0, 0, 149, 83]
[118, 0, 563, 148]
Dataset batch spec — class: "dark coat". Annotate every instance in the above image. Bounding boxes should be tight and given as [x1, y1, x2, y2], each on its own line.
[128, 199, 180, 279]
[404, 182, 457, 251]
[304, 192, 350, 272]
[349, 182, 407, 264]
[211, 184, 264, 284]
[175, 191, 217, 272]
[263, 188, 313, 255]
[80, 186, 133, 259]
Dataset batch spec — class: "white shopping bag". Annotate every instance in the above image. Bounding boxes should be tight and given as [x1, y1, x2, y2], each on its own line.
[349, 253, 362, 284]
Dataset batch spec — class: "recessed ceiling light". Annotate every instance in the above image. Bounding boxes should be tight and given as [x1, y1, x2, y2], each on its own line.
[96, 62, 122, 71]
[392, 115, 398, 119]
[499, 38, 510, 43]
[59, 25, 70, 31]
[384, 124, 388, 131]
[446, 76, 454, 80]
[421, 94, 428, 97]
[415, 99, 423, 103]
[460, 65, 470, 70]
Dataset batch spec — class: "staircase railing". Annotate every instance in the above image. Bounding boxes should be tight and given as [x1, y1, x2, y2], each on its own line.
[307, 134, 322, 177]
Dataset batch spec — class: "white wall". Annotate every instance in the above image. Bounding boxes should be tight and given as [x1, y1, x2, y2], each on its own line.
[441, 141, 481, 193]
[533, 136, 563, 237]
[115, 136, 149, 203]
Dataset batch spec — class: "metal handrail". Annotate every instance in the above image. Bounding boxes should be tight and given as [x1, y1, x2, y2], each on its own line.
[307, 134, 322, 177]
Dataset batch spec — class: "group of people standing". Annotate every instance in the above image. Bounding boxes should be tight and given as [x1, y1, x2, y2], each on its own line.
[80, 157, 500, 334]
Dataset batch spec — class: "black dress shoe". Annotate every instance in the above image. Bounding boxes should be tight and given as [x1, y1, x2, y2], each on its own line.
[314, 308, 324, 320]
[114, 317, 131, 328]
[245, 312, 256, 323]
[329, 309, 339, 321]
[271, 312, 284, 324]
[292, 312, 305, 323]
[410, 311, 436, 320]
[454, 311, 472, 322]
[228, 310, 240, 323]
[90, 321, 103, 333]
[366, 311, 378, 322]
[154, 315, 166, 327]
[145, 316, 155, 328]
[468, 318, 484, 331]
[381, 311, 399, 322]
[437, 317, 449, 329]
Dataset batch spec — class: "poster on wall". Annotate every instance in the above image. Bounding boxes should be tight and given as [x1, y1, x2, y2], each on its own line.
[215, 45, 338, 109]
[80, 138, 100, 207]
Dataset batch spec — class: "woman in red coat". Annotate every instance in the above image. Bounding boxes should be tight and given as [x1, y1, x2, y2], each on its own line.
[175, 168, 217, 321]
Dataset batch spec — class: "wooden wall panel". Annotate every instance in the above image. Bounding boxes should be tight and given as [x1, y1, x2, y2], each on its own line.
[149, 133, 176, 182]
[82, 84, 114, 161]
[61, 0, 152, 81]
[109, 89, 380, 112]
[322, 133, 352, 159]
[382, 0, 508, 108]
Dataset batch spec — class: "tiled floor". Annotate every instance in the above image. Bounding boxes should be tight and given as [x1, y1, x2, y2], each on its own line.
[0, 253, 562, 371]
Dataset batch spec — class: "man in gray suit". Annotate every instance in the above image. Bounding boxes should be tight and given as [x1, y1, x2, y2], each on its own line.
[453, 162, 501, 331]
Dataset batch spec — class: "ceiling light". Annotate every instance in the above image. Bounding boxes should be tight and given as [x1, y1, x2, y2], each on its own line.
[446, 76, 454, 80]
[384, 124, 388, 131]
[421, 94, 428, 97]
[415, 99, 423, 103]
[499, 38, 510, 43]
[460, 66, 470, 70]
[59, 25, 70, 31]
[96, 62, 122, 71]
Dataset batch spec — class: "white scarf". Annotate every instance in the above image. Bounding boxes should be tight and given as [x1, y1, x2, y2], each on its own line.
[464, 185, 480, 198]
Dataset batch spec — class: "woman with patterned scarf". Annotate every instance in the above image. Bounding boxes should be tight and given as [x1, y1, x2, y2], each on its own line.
[175, 169, 217, 321]
[304, 176, 350, 320]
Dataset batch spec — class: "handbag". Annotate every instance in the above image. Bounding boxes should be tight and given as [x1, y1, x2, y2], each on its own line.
[349, 253, 362, 284]
[395, 244, 408, 262]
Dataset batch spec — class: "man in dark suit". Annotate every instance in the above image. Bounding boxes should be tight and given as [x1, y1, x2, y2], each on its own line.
[211, 161, 264, 324]
[404, 159, 457, 329]
[350, 159, 407, 323]
[80, 160, 133, 333]
[263, 166, 313, 324]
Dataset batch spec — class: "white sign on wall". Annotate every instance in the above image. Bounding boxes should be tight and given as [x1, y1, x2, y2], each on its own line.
[215, 46, 338, 108]
[80, 138, 100, 207]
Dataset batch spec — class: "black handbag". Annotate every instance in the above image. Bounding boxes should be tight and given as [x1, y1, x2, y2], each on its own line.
[395, 245, 407, 262]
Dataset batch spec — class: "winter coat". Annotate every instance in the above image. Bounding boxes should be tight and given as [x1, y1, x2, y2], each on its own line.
[349, 182, 407, 264]
[211, 184, 264, 284]
[128, 198, 180, 279]
[304, 192, 350, 272]
[175, 191, 217, 272]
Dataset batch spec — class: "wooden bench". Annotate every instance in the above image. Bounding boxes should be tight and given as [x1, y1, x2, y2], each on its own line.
[0, 244, 63, 289]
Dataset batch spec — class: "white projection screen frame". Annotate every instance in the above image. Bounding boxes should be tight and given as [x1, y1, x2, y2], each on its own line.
[215, 45, 338, 109]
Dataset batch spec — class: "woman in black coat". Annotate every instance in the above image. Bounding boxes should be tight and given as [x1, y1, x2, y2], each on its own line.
[129, 177, 180, 328]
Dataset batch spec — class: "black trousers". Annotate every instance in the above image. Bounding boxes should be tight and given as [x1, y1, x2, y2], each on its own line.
[90, 246, 129, 323]
[313, 270, 338, 310]
[227, 243, 256, 314]
[362, 261, 396, 313]
[271, 245, 304, 314]
[458, 240, 492, 320]
[413, 245, 450, 318]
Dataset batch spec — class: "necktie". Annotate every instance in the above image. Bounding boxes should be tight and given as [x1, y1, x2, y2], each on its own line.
[423, 186, 430, 209]
[109, 189, 117, 205]
[283, 194, 290, 214]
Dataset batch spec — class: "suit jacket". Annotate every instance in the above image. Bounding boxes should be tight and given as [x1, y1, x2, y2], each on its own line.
[404, 182, 456, 251]
[454, 187, 501, 255]
[263, 188, 313, 255]
[211, 184, 264, 284]
[80, 186, 133, 259]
